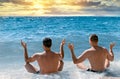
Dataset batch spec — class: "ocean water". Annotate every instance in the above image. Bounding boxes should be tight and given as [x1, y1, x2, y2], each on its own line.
[0, 16, 120, 79]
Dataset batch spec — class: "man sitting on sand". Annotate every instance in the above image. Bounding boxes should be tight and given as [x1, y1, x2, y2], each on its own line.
[21, 37, 65, 74]
[68, 34, 115, 72]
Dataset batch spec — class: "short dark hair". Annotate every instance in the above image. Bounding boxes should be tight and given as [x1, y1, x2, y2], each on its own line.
[43, 37, 52, 48]
[90, 34, 98, 42]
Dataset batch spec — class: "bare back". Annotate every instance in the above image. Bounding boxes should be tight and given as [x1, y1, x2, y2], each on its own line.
[87, 46, 108, 71]
[36, 52, 61, 74]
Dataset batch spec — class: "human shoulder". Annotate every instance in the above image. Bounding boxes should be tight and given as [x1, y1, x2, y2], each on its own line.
[97, 45, 105, 49]
[52, 51, 60, 56]
[101, 47, 108, 51]
[32, 52, 44, 57]
[80, 49, 91, 56]
[49, 51, 57, 54]
[100, 47, 109, 55]
[82, 48, 95, 56]
[84, 48, 93, 53]
[52, 51, 62, 59]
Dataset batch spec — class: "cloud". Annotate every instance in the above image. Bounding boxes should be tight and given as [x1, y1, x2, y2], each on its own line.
[46, 0, 120, 15]
[0, 0, 8, 2]
[71, 1, 101, 7]
[0, 0, 33, 5]
[101, 5, 120, 11]
[0, 3, 3, 6]
[0, 0, 120, 16]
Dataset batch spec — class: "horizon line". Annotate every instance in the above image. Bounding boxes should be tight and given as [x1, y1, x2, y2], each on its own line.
[0, 14, 120, 17]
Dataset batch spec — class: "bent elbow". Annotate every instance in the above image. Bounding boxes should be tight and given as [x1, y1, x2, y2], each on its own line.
[26, 59, 30, 62]
[109, 56, 114, 61]
[111, 57, 114, 61]
[58, 60, 64, 71]
[111, 59, 114, 61]
[73, 59, 78, 64]
[60, 55, 64, 59]
[62, 55, 64, 59]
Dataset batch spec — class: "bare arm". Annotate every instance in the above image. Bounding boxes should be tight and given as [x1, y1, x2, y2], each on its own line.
[21, 40, 37, 63]
[68, 43, 87, 64]
[68, 43, 77, 64]
[21, 40, 29, 63]
[105, 43, 115, 61]
[59, 39, 65, 59]
[58, 60, 64, 71]
[108, 43, 115, 61]
[26, 54, 38, 62]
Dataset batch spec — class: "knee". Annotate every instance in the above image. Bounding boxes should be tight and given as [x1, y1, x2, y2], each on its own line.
[59, 60, 64, 67]
[107, 62, 110, 68]
[60, 60, 64, 65]
[58, 60, 64, 71]
[24, 63, 30, 67]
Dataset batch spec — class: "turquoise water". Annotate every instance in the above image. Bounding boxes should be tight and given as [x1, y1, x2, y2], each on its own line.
[0, 16, 120, 79]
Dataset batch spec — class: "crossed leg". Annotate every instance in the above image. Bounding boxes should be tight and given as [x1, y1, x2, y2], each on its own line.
[76, 59, 110, 71]
[105, 59, 110, 68]
[24, 63, 38, 73]
[76, 63, 88, 70]
[21, 41, 39, 74]
[58, 60, 64, 71]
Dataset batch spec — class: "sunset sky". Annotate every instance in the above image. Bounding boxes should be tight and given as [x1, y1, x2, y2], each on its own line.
[0, 0, 120, 16]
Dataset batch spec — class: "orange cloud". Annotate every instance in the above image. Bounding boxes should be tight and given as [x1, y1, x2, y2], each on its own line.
[0, 0, 120, 16]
